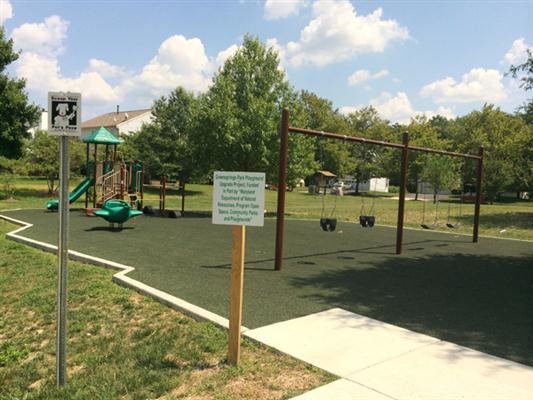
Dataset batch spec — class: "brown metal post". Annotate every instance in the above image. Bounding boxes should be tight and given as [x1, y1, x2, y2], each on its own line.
[181, 181, 186, 216]
[396, 132, 409, 255]
[85, 143, 89, 209]
[473, 146, 484, 243]
[140, 163, 144, 208]
[274, 109, 289, 271]
[119, 164, 124, 200]
[162, 176, 166, 211]
[93, 144, 98, 208]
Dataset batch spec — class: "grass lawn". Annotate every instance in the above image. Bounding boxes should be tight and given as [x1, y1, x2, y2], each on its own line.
[5, 177, 531, 240]
[0, 218, 334, 399]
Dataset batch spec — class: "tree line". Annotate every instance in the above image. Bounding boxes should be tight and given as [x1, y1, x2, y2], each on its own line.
[1, 31, 532, 203]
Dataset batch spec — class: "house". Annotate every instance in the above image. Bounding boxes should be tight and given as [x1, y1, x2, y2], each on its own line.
[342, 175, 390, 193]
[81, 107, 152, 138]
[27, 109, 48, 136]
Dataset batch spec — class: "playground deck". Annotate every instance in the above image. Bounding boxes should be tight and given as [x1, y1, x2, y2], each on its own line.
[2, 208, 532, 367]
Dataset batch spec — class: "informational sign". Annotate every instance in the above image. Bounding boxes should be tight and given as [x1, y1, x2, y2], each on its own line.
[212, 171, 265, 227]
[48, 92, 82, 136]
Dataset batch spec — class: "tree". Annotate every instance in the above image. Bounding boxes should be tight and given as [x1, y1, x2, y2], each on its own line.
[125, 87, 199, 183]
[344, 107, 391, 194]
[420, 155, 460, 203]
[0, 27, 39, 159]
[24, 131, 85, 194]
[508, 48, 533, 124]
[196, 35, 315, 187]
[0, 156, 25, 199]
[452, 105, 523, 203]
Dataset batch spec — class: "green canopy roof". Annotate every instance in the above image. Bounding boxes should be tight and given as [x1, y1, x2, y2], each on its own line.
[82, 127, 123, 145]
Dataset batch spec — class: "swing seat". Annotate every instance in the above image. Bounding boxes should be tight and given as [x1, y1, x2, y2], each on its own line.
[446, 222, 461, 229]
[320, 218, 337, 232]
[421, 223, 439, 230]
[360, 215, 376, 228]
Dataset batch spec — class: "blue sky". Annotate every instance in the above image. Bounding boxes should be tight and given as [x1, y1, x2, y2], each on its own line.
[1, 0, 531, 122]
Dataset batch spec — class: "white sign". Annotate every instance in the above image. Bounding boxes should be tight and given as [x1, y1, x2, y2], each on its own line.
[48, 92, 82, 136]
[212, 171, 265, 227]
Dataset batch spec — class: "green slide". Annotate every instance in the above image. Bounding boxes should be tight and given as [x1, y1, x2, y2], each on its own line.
[46, 178, 94, 211]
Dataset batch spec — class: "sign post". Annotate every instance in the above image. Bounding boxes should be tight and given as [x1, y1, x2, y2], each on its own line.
[48, 91, 82, 387]
[212, 171, 265, 365]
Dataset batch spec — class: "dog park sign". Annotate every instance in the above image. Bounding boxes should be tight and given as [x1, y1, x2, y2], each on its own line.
[47, 91, 82, 387]
[48, 92, 82, 136]
[212, 171, 265, 365]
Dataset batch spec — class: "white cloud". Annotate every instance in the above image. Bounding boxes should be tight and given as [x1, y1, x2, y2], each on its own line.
[16, 52, 119, 104]
[215, 44, 240, 69]
[348, 68, 389, 86]
[341, 92, 454, 123]
[0, 0, 13, 24]
[118, 35, 212, 104]
[87, 59, 126, 79]
[264, 0, 307, 20]
[11, 15, 69, 56]
[420, 68, 507, 104]
[503, 38, 531, 65]
[286, 0, 408, 67]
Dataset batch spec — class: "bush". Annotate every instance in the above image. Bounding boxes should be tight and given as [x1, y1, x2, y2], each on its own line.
[388, 185, 400, 193]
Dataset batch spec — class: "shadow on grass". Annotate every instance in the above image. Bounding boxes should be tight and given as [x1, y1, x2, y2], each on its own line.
[8, 188, 54, 198]
[289, 252, 533, 366]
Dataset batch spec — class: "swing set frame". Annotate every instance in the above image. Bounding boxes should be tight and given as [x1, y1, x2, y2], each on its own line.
[275, 108, 484, 271]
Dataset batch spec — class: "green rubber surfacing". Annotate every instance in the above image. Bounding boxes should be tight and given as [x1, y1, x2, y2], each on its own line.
[2, 209, 533, 367]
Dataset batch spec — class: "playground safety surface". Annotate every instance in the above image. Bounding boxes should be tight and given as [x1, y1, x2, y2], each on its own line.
[2, 209, 533, 368]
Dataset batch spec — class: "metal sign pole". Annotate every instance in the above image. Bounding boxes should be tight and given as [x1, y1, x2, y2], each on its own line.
[57, 135, 69, 387]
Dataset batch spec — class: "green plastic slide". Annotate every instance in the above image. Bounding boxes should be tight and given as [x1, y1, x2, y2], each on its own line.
[46, 178, 94, 211]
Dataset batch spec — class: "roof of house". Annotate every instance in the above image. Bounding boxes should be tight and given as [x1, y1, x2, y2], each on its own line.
[81, 109, 151, 129]
[316, 170, 337, 177]
[82, 127, 124, 145]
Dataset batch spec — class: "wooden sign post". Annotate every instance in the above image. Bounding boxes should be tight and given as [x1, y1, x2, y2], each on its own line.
[212, 171, 265, 365]
[228, 225, 245, 364]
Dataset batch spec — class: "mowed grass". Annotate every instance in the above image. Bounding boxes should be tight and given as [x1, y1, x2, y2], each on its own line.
[0, 219, 333, 399]
[1, 178, 532, 240]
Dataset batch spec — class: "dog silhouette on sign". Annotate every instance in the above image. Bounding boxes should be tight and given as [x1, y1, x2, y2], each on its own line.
[54, 103, 77, 128]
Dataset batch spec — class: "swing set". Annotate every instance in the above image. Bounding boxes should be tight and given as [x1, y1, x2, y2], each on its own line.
[274, 108, 484, 271]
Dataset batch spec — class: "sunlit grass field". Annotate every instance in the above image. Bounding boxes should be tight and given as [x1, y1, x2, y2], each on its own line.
[1, 177, 532, 240]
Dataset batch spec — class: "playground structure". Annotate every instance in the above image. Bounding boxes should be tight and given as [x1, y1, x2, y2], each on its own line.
[141, 176, 185, 218]
[275, 108, 484, 271]
[46, 127, 145, 225]
[83, 127, 144, 211]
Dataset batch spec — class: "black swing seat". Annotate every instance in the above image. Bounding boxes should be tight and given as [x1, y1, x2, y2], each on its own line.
[320, 218, 337, 232]
[446, 222, 461, 229]
[360, 215, 376, 228]
[421, 223, 439, 230]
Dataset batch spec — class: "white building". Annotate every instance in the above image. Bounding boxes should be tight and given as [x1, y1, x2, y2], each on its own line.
[81, 108, 153, 138]
[27, 109, 48, 136]
[342, 176, 389, 193]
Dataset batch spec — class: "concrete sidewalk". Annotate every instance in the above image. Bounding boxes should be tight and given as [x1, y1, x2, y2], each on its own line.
[245, 308, 533, 400]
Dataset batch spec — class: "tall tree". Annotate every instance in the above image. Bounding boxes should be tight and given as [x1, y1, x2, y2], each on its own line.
[196, 35, 315, 187]
[453, 105, 523, 203]
[24, 131, 85, 193]
[508, 48, 533, 124]
[124, 87, 199, 182]
[0, 27, 39, 159]
[420, 155, 460, 203]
